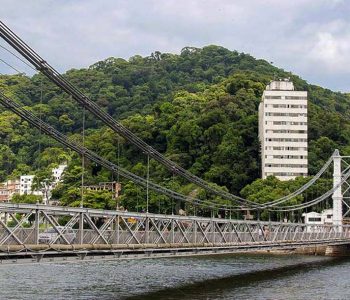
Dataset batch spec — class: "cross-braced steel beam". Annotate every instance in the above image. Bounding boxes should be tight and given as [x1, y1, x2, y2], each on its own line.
[0, 202, 350, 262]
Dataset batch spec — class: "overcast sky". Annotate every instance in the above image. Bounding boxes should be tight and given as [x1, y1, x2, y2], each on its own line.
[0, 0, 349, 92]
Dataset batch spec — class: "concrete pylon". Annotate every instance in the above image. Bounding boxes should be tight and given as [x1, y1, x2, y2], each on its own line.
[332, 149, 343, 231]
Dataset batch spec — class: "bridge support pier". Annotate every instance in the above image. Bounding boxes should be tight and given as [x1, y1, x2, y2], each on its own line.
[145, 216, 149, 244]
[325, 244, 350, 257]
[332, 150, 343, 232]
[34, 209, 39, 245]
[78, 212, 84, 244]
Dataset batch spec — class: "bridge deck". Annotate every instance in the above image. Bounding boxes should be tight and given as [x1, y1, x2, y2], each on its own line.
[0, 203, 349, 263]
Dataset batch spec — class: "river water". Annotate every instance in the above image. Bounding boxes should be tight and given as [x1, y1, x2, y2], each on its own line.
[0, 254, 349, 299]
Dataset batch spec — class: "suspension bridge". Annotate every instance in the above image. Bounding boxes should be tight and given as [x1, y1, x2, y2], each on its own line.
[1, 21, 350, 264]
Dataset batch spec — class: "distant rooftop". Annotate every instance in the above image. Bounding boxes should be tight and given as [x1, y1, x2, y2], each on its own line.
[266, 78, 294, 91]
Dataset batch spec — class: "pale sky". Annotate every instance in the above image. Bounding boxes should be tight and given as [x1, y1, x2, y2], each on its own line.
[0, 0, 349, 92]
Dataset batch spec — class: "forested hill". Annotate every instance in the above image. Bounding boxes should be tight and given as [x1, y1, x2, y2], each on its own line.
[1, 45, 350, 210]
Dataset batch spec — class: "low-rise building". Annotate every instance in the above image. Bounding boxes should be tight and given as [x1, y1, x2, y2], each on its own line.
[0, 179, 20, 202]
[0, 183, 9, 202]
[1, 164, 68, 204]
[20, 175, 36, 195]
[84, 181, 121, 199]
[303, 209, 333, 225]
[52, 164, 67, 185]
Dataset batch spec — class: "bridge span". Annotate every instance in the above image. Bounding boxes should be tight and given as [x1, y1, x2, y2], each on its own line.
[1, 21, 350, 264]
[1, 203, 350, 264]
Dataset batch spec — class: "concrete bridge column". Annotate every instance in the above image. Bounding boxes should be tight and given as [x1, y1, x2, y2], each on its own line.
[34, 209, 39, 245]
[145, 216, 149, 244]
[332, 149, 343, 232]
[78, 212, 84, 244]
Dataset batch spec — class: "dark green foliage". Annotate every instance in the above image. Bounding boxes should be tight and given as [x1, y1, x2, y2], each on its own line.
[11, 194, 42, 204]
[241, 176, 333, 221]
[1, 45, 350, 213]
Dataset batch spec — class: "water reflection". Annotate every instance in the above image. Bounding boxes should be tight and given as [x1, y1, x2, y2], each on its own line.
[0, 254, 349, 300]
[125, 256, 345, 300]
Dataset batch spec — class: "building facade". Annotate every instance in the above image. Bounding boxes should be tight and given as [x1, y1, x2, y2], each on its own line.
[20, 175, 36, 195]
[0, 180, 20, 202]
[0, 164, 67, 204]
[0, 184, 8, 202]
[84, 182, 122, 199]
[259, 79, 308, 180]
[52, 164, 67, 185]
[303, 209, 333, 226]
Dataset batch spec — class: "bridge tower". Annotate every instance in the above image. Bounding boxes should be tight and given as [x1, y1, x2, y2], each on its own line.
[332, 149, 342, 230]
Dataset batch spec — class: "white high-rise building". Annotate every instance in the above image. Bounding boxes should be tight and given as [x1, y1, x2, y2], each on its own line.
[259, 79, 308, 180]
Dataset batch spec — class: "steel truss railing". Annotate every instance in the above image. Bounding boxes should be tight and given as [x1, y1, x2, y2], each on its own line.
[0, 203, 349, 255]
[336, 156, 350, 219]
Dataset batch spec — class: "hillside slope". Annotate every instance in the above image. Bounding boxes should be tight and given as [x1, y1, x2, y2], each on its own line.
[0, 45, 349, 210]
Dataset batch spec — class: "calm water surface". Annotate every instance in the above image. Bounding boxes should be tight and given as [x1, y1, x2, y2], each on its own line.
[0, 254, 349, 299]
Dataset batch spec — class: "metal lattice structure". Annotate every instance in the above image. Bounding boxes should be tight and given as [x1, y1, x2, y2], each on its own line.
[1, 203, 350, 263]
[335, 154, 350, 220]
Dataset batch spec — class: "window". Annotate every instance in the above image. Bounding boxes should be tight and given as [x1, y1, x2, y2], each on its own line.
[308, 217, 322, 222]
[272, 155, 308, 160]
[271, 172, 307, 176]
[273, 121, 307, 126]
[285, 96, 307, 100]
[265, 138, 307, 142]
[265, 112, 307, 117]
[270, 129, 307, 134]
[265, 96, 281, 99]
[265, 163, 308, 168]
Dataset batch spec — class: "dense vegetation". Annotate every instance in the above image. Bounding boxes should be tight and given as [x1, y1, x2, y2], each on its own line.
[1, 45, 349, 217]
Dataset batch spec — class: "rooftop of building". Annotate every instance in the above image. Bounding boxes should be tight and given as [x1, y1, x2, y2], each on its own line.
[265, 78, 294, 91]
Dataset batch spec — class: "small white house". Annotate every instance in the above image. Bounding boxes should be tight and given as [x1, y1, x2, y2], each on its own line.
[303, 211, 323, 225]
[321, 209, 333, 225]
[302, 209, 333, 232]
